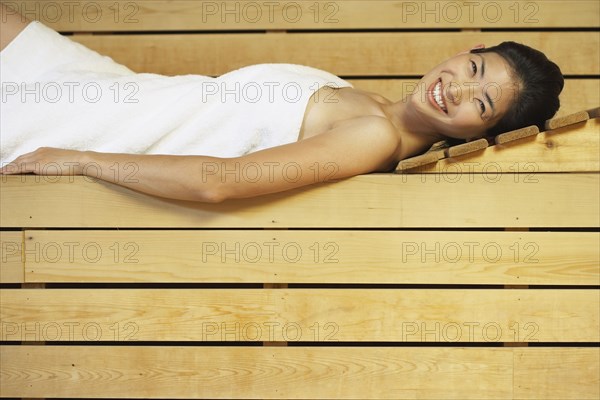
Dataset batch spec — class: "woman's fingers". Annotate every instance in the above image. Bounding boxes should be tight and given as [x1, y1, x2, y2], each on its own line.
[0, 147, 85, 175]
[1, 148, 45, 174]
[0, 152, 39, 174]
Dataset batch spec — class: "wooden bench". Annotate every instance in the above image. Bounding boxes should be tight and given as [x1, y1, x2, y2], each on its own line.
[1, 1, 599, 398]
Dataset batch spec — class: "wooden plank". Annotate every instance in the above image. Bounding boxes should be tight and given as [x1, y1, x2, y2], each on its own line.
[23, 230, 600, 285]
[0, 231, 23, 283]
[467, 84, 592, 120]
[495, 126, 540, 145]
[395, 150, 445, 172]
[2, 173, 598, 228]
[588, 106, 600, 119]
[404, 118, 600, 173]
[2, 346, 598, 399]
[514, 347, 600, 399]
[446, 138, 489, 158]
[347, 79, 600, 118]
[545, 110, 590, 131]
[69, 32, 599, 76]
[16, 1, 599, 31]
[1, 289, 597, 342]
[0, 346, 514, 399]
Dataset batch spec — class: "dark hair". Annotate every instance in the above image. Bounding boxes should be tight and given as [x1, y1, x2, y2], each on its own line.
[440, 41, 564, 148]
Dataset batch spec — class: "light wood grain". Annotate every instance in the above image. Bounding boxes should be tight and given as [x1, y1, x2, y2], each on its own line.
[1, 346, 598, 399]
[588, 107, 600, 119]
[514, 347, 600, 399]
[0, 231, 23, 283]
[1, 3, 596, 399]
[17, 1, 599, 30]
[68, 32, 599, 76]
[495, 126, 540, 145]
[22, 230, 600, 285]
[404, 118, 600, 173]
[445, 138, 489, 158]
[2, 173, 598, 228]
[2, 289, 597, 342]
[396, 149, 445, 171]
[545, 110, 591, 130]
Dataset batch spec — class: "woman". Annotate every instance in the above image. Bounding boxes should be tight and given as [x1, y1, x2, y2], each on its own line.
[0, 5, 564, 202]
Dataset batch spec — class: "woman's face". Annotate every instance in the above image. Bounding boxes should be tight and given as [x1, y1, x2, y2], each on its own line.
[410, 48, 520, 140]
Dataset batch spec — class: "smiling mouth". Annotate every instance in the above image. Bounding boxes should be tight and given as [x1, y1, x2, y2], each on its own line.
[428, 78, 448, 114]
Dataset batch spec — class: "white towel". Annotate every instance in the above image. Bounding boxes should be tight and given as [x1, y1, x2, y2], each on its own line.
[0, 21, 353, 165]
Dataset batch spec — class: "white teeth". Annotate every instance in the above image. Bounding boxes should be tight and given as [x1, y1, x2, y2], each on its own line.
[433, 80, 447, 112]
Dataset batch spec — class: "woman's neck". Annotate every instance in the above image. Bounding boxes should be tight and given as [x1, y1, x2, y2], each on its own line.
[381, 98, 446, 160]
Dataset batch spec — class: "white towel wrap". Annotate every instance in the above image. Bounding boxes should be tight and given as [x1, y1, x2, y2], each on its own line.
[0, 21, 353, 164]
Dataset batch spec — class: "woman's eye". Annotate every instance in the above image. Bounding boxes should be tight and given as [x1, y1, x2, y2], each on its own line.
[470, 60, 477, 76]
[477, 99, 486, 114]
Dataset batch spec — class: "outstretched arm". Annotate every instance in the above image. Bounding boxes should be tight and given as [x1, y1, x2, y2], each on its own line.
[0, 116, 400, 202]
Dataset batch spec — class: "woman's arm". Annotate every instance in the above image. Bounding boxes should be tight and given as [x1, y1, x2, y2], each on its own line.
[0, 116, 400, 202]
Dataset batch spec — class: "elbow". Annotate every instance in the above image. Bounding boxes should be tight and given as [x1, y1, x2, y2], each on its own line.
[191, 182, 229, 203]
[202, 190, 227, 203]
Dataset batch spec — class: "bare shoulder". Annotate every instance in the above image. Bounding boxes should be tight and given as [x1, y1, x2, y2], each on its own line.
[0, 4, 33, 52]
[331, 114, 400, 148]
[333, 113, 395, 129]
[221, 114, 400, 199]
[316, 114, 401, 171]
[342, 86, 391, 105]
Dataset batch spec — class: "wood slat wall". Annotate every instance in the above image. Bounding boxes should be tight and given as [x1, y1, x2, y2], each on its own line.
[2, 346, 598, 399]
[68, 31, 599, 76]
[2, 172, 599, 228]
[2, 288, 598, 342]
[1, 1, 598, 399]
[12, 230, 600, 285]
[13, 1, 600, 30]
[1, 124, 598, 400]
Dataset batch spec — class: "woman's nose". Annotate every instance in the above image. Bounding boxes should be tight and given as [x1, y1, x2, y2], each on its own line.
[447, 81, 478, 105]
[447, 82, 460, 104]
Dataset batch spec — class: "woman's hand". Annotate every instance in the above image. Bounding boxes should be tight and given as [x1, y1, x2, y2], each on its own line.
[0, 147, 87, 175]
